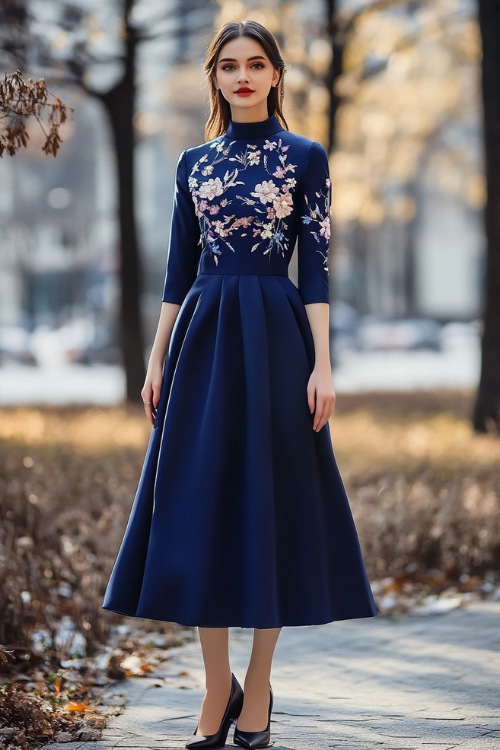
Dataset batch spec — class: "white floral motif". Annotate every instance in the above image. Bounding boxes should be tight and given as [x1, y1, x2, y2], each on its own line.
[247, 150, 261, 166]
[260, 223, 273, 240]
[300, 176, 331, 272]
[251, 180, 279, 204]
[198, 177, 224, 200]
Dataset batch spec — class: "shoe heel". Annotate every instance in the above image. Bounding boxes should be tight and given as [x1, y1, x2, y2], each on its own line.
[233, 683, 273, 749]
[185, 673, 244, 749]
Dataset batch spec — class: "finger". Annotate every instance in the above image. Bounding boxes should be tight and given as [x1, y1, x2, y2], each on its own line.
[314, 395, 333, 431]
[142, 399, 154, 420]
[313, 391, 325, 430]
[313, 395, 325, 431]
[152, 382, 162, 409]
[307, 383, 316, 414]
[322, 395, 336, 427]
[141, 387, 153, 405]
[330, 393, 337, 416]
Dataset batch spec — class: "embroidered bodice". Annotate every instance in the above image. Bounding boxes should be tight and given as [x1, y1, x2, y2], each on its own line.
[162, 113, 331, 305]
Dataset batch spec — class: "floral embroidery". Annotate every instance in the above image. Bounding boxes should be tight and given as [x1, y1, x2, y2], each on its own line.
[251, 180, 279, 204]
[187, 137, 327, 268]
[274, 192, 293, 219]
[198, 177, 224, 200]
[300, 177, 331, 272]
[188, 138, 299, 264]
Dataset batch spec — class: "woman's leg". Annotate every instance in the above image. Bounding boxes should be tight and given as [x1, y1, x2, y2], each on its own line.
[195, 627, 232, 736]
[237, 627, 281, 731]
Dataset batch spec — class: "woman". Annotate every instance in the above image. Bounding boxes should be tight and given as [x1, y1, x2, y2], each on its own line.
[102, 19, 377, 750]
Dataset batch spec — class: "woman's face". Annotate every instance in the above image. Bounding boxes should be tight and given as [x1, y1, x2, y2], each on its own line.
[214, 35, 280, 118]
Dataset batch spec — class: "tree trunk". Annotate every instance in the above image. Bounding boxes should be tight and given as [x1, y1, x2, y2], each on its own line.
[98, 15, 145, 403]
[473, 0, 500, 433]
[325, 0, 342, 154]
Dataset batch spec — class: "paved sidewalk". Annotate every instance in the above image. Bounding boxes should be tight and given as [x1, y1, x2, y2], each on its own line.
[47, 602, 500, 750]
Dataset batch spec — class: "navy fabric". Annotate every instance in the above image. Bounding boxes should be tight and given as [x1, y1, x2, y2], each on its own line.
[102, 114, 377, 627]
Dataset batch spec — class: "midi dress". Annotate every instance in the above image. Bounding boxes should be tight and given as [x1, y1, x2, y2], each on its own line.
[101, 113, 377, 628]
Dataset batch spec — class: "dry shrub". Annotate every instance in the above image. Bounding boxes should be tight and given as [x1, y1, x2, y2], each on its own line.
[331, 390, 500, 580]
[0, 406, 148, 654]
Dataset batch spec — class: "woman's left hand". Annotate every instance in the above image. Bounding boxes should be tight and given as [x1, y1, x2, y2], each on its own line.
[307, 365, 336, 432]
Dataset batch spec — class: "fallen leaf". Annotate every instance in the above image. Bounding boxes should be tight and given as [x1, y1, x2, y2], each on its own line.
[54, 731, 73, 742]
[76, 726, 101, 740]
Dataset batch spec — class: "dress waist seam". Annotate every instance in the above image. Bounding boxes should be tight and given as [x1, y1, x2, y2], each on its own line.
[197, 271, 289, 278]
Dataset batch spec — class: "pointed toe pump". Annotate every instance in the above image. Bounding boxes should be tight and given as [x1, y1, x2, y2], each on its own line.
[185, 672, 244, 749]
[233, 684, 273, 749]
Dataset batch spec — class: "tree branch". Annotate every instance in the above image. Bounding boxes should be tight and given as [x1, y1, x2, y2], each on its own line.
[0, 70, 73, 157]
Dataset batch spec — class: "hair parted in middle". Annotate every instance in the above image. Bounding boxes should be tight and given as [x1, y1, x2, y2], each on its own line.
[203, 19, 289, 142]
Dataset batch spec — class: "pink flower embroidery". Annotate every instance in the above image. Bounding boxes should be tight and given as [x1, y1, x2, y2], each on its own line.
[273, 192, 293, 219]
[319, 217, 331, 241]
[234, 216, 253, 228]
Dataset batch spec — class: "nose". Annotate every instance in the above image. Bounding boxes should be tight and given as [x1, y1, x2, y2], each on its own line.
[236, 67, 249, 83]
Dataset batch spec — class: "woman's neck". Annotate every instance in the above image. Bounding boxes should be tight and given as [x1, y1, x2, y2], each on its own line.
[229, 103, 270, 123]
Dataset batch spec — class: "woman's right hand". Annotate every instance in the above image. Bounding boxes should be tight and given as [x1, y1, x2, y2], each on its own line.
[141, 361, 163, 426]
[140, 301, 181, 425]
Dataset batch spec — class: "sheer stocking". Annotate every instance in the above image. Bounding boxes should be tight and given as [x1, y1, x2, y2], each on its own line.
[195, 627, 232, 736]
[236, 627, 281, 732]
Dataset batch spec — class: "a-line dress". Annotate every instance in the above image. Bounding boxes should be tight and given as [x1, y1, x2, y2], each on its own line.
[102, 114, 377, 628]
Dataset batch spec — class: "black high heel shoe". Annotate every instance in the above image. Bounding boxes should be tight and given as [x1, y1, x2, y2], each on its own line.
[185, 673, 244, 749]
[233, 684, 273, 749]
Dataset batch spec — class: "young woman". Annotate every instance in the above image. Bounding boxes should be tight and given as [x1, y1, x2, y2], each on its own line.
[102, 19, 377, 750]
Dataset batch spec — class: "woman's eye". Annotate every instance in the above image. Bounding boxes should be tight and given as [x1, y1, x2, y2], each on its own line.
[221, 63, 265, 71]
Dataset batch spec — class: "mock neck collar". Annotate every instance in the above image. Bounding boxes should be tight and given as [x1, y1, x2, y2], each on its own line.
[224, 113, 285, 141]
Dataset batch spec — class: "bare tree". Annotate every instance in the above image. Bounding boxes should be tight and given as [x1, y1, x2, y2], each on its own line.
[323, 0, 416, 151]
[473, 0, 500, 433]
[1, 0, 211, 401]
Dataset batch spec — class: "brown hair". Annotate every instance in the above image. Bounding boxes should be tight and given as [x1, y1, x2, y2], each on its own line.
[203, 20, 289, 141]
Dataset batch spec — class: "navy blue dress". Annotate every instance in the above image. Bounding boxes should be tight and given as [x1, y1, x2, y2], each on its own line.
[102, 114, 377, 628]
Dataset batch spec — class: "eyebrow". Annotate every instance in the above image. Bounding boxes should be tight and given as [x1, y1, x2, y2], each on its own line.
[218, 55, 267, 63]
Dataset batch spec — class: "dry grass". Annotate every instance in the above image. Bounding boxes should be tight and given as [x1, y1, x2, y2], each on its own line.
[0, 390, 499, 659]
[331, 390, 500, 579]
[0, 405, 150, 653]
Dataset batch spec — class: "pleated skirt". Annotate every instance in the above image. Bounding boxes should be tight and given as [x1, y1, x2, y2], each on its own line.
[102, 272, 377, 627]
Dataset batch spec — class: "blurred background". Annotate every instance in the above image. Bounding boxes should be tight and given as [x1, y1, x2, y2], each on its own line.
[0, 0, 488, 404]
[1, 1, 500, 737]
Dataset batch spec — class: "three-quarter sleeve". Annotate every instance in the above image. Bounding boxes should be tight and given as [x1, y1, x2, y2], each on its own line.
[296, 140, 331, 305]
[162, 149, 202, 304]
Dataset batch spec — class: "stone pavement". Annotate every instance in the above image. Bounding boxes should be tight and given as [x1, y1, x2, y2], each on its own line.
[47, 601, 500, 750]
